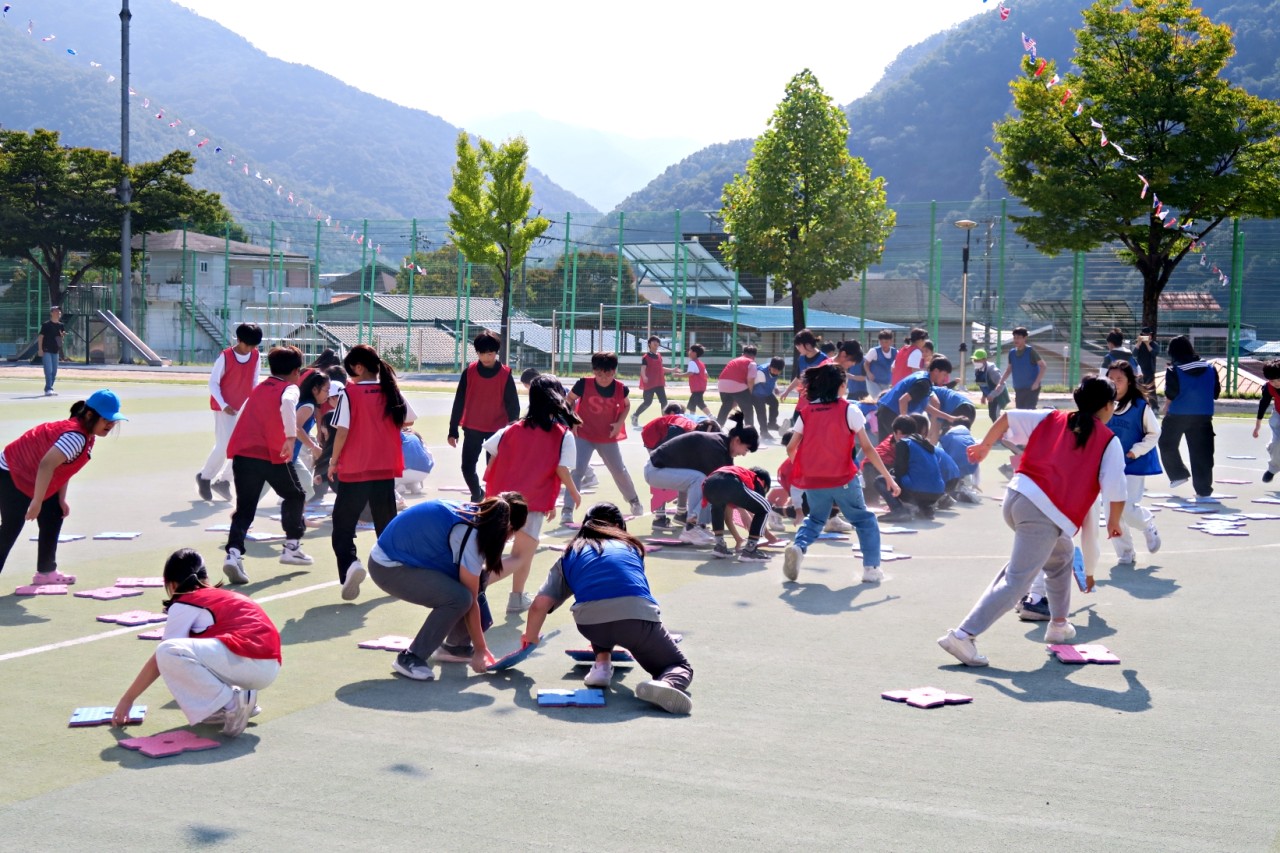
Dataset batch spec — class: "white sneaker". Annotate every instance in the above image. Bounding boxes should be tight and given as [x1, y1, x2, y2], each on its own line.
[1045, 622, 1077, 644]
[1168, 477, 1189, 489]
[1116, 549, 1137, 564]
[280, 543, 314, 565]
[628, 498, 645, 518]
[221, 687, 257, 737]
[937, 629, 989, 667]
[1144, 521, 1161, 554]
[782, 544, 803, 581]
[635, 679, 693, 715]
[861, 566, 884, 583]
[341, 560, 367, 601]
[767, 512, 786, 532]
[823, 516, 853, 533]
[223, 549, 248, 584]
[507, 591, 534, 613]
[678, 526, 715, 546]
[583, 661, 614, 688]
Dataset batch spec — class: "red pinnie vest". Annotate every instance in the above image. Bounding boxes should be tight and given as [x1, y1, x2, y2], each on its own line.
[791, 400, 859, 490]
[688, 359, 708, 393]
[641, 414, 695, 450]
[576, 380, 627, 443]
[640, 352, 666, 389]
[226, 377, 290, 462]
[1017, 410, 1115, 529]
[483, 421, 569, 512]
[891, 345, 919, 385]
[176, 587, 282, 663]
[335, 383, 405, 482]
[718, 356, 754, 385]
[460, 362, 512, 432]
[209, 348, 260, 412]
[3, 418, 95, 500]
[702, 465, 764, 506]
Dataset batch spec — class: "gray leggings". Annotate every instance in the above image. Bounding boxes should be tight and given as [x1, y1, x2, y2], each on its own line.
[368, 557, 474, 660]
[957, 491, 1074, 637]
[564, 439, 639, 507]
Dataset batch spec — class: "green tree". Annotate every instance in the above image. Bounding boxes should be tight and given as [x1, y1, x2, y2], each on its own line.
[993, 0, 1280, 332]
[394, 244, 499, 297]
[0, 129, 234, 307]
[721, 69, 896, 337]
[447, 133, 551, 360]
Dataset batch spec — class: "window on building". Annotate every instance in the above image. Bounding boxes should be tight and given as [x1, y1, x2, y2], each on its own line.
[199, 261, 209, 273]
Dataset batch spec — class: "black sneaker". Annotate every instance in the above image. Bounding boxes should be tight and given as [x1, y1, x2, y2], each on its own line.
[195, 474, 213, 501]
[673, 511, 688, 526]
[210, 480, 233, 502]
[393, 651, 435, 680]
[652, 515, 672, 529]
[1264, 471, 1275, 484]
[1016, 595, 1051, 622]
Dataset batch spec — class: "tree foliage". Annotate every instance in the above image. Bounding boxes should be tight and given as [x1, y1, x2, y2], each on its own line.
[448, 133, 551, 358]
[0, 128, 235, 306]
[721, 69, 896, 335]
[993, 0, 1280, 331]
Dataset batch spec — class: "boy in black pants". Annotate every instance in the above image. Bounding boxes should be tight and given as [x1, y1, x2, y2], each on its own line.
[223, 346, 310, 584]
[448, 333, 520, 501]
[702, 465, 775, 562]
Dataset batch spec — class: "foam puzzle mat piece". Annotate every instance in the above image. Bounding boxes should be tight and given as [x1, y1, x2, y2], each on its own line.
[115, 577, 165, 588]
[1143, 492, 1173, 499]
[537, 688, 606, 707]
[245, 531, 286, 541]
[1251, 497, 1280, 505]
[1215, 478, 1251, 485]
[1240, 512, 1280, 520]
[1048, 644, 1120, 664]
[565, 649, 635, 663]
[643, 544, 663, 553]
[881, 687, 973, 709]
[877, 526, 917, 535]
[205, 524, 233, 532]
[1171, 505, 1219, 514]
[1226, 455, 1257, 460]
[14, 584, 69, 596]
[1073, 547, 1088, 592]
[93, 532, 141, 540]
[645, 538, 703, 547]
[137, 627, 165, 640]
[118, 730, 222, 758]
[435, 486, 472, 493]
[357, 635, 413, 651]
[815, 532, 850, 540]
[489, 641, 539, 671]
[29, 533, 85, 543]
[70, 705, 146, 727]
[97, 610, 168, 626]
[74, 587, 143, 601]
[1191, 526, 1249, 536]
[854, 552, 911, 562]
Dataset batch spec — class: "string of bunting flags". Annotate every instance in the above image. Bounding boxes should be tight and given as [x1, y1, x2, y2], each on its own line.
[1, 2, 382, 256]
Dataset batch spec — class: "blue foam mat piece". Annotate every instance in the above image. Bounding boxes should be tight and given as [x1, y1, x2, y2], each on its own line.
[537, 688, 606, 707]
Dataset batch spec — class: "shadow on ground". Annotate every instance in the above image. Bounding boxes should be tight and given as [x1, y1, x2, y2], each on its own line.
[278, 596, 394, 646]
[0, 596, 50, 627]
[779, 583, 901, 616]
[1100, 561, 1181, 600]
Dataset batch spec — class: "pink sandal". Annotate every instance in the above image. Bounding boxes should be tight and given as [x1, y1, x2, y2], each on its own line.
[31, 571, 77, 586]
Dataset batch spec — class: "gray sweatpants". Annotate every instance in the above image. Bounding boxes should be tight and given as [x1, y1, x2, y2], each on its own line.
[368, 557, 474, 660]
[644, 461, 710, 525]
[958, 491, 1074, 637]
[564, 439, 639, 509]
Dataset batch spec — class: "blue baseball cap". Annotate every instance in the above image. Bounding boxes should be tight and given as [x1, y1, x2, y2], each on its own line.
[86, 389, 128, 422]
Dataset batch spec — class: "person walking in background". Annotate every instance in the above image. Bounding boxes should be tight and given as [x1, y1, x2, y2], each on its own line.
[864, 330, 897, 399]
[37, 306, 65, 397]
[565, 352, 645, 523]
[751, 357, 786, 439]
[1253, 360, 1280, 484]
[1100, 328, 1139, 375]
[448, 332, 520, 503]
[198, 323, 262, 503]
[716, 344, 759, 426]
[891, 328, 928, 385]
[1158, 335, 1220, 498]
[679, 343, 713, 418]
[993, 327, 1047, 409]
[631, 336, 673, 426]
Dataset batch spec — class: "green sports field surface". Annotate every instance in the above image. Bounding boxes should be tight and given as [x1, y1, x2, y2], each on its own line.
[1, 371, 1278, 851]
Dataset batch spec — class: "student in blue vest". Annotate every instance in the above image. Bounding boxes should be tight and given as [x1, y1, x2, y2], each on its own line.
[929, 382, 977, 442]
[783, 362, 900, 584]
[863, 330, 897, 400]
[911, 412, 963, 510]
[993, 327, 1047, 409]
[874, 358, 954, 442]
[1104, 361, 1163, 564]
[831, 340, 869, 402]
[367, 494, 528, 680]
[523, 502, 693, 714]
[876, 416, 947, 522]
[1158, 335, 1220, 497]
[937, 416, 982, 504]
[750, 357, 786, 439]
[937, 376, 1127, 667]
[447, 332, 520, 502]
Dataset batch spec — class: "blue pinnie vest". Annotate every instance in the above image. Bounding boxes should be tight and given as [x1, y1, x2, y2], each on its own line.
[932, 386, 971, 415]
[1009, 346, 1039, 389]
[376, 500, 473, 579]
[880, 371, 931, 415]
[867, 347, 896, 385]
[900, 436, 946, 494]
[561, 540, 657, 606]
[1166, 364, 1216, 416]
[401, 432, 435, 474]
[846, 361, 868, 398]
[1108, 399, 1162, 476]
[940, 427, 979, 476]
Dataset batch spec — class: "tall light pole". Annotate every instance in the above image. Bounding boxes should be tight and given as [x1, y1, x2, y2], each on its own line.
[118, 0, 133, 363]
[954, 219, 977, 388]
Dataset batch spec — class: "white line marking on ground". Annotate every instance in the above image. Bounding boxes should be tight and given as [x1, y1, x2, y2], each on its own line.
[0, 580, 339, 664]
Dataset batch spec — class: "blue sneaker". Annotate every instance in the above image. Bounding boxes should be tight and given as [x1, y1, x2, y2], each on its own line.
[1016, 595, 1050, 622]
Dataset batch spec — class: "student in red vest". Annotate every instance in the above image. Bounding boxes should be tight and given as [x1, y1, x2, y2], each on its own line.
[222, 345, 312, 585]
[643, 404, 720, 529]
[198, 323, 262, 503]
[564, 351, 645, 525]
[328, 343, 416, 602]
[937, 376, 1127, 667]
[890, 327, 929, 385]
[678, 343, 713, 417]
[782, 364, 900, 585]
[482, 374, 582, 614]
[0, 390, 127, 585]
[631, 335, 675, 427]
[448, 332, 520, 502]
[716, 344, 759, 426]
[702, 465, 775, 561]
[112, 548, 280, 738]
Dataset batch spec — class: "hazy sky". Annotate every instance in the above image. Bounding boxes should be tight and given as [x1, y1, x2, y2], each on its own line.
[176, 0, 986, 145]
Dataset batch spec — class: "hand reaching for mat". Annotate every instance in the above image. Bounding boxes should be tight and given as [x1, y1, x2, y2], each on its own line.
[471, 647, 496, 674]
[111, 697, 135, 726]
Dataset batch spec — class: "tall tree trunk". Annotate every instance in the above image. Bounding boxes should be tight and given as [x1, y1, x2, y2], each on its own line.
[1140, 268, 1162, 337]
[499, 247, 512, 364]
[791, 284, 806, 376]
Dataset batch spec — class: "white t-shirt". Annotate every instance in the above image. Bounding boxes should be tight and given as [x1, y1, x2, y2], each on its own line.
[791, 401, 866, 436]
[208, 349, 261, 410]
[483, 424, 576, 468]
[1005, 409, 1127, 535]
[163, 601, 215, 639]
[685, 360, 703, 375]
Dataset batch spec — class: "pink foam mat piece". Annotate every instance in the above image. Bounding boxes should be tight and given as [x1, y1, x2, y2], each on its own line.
[1047, 644, 1120, 664]
[881, 687, 973, 709]
[14, 584, 69, 596]
[137, 627, 165, 640]
[74, 587, 143, 601]
[97, 610, 168, 626]
[643, 544, 663, 553]
[645, 537, 708, 547]
[118, 730, 222, 758]
[115, 577, 165, 588]
[357, 635, 413, 651]
[69, 705, 146, 727]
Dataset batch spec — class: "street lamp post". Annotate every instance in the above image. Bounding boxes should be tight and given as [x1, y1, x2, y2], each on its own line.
[954, 219, 978, 388]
